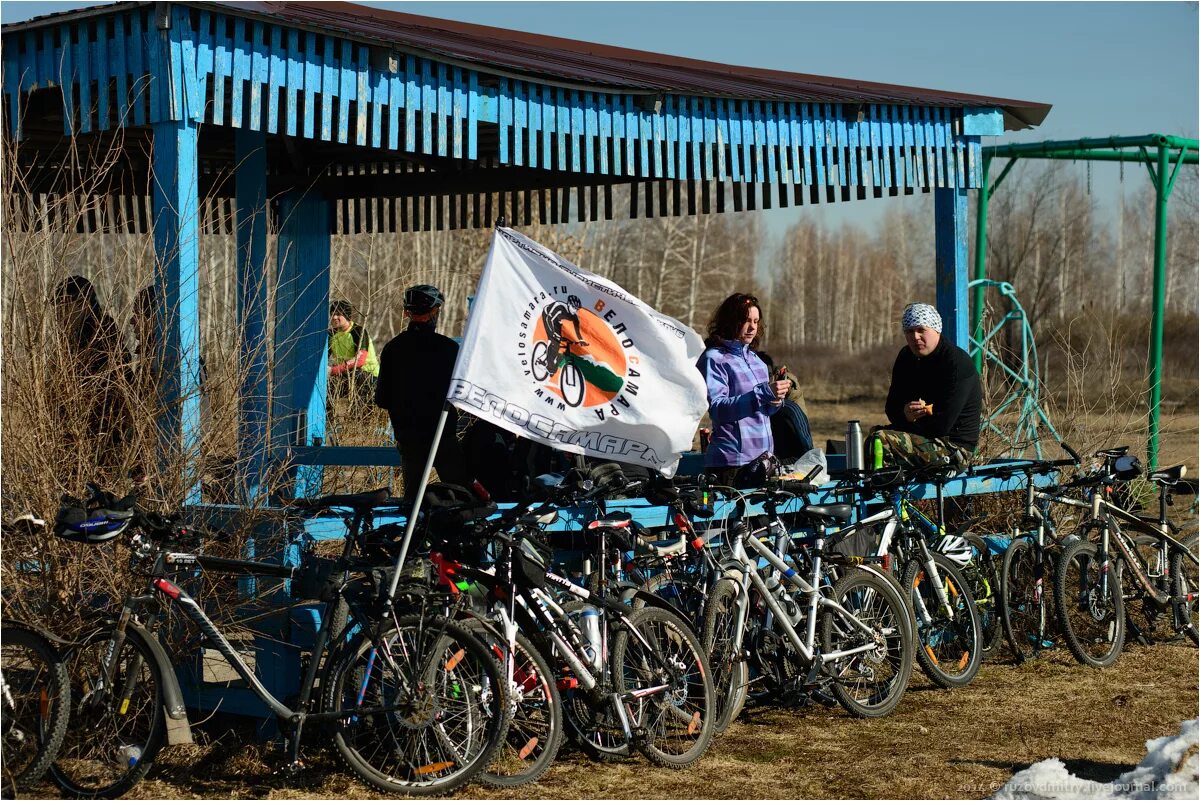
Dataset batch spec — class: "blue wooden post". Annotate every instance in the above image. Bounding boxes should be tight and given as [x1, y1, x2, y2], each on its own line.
[235, 129, 269, 503]
[151, 117, 202, 504]
[934, 186, 970, 349]
[272, 190, 330, 499]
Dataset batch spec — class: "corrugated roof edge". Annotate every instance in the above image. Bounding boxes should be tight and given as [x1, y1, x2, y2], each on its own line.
[2, 0, 1051, 130]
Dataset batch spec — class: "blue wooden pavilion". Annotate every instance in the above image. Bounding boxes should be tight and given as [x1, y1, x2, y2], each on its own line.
[2, 0, 1059, 722]
[2, 0, 1051, 506]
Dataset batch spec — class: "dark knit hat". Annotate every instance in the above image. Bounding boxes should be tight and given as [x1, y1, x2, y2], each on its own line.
[330, 299, 355, 320]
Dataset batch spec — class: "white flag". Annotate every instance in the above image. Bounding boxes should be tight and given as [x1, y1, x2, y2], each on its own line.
[449, 227, 708, 476]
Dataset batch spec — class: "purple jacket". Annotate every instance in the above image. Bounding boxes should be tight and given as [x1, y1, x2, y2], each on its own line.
[697, 340, 780, 468]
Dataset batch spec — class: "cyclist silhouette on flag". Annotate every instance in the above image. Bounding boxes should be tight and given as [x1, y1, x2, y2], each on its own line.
[540, 294, 587, 374]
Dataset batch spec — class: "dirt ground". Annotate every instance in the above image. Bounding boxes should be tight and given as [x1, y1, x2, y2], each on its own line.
[23, 640, 1197, 800]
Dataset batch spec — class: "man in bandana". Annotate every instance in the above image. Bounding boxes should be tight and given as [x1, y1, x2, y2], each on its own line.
[867, 303, 982, 469]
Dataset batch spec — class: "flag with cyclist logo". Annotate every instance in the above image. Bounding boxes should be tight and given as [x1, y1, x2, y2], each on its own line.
[449, 227, 708, 476]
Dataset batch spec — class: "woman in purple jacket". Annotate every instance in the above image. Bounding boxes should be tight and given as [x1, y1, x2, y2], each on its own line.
[697, 293, 790, 486]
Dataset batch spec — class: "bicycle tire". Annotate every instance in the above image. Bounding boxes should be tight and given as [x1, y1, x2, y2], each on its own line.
[559, 361, 585, 408]
[1000, 536, 1055, 663]
[50, 625, 166, 799]
[821, 567, 914, 718]
[1, 624, 71, 792]
[1169, 530, 1198, 645]
[610, 606, 714, 769]
[461, 623, 563, 788]
[640, 571, 707, 631]
[530, 341, 550, 382]
[963, 533, 1003, 658]
[903, 553, 983, 689]
[700, 578, 748, 733]
[1053, 538, 1126, 668]
[322, 614, 509, 796]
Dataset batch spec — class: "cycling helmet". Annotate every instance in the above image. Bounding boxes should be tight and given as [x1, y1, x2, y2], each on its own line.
[54, 496, 133, 544]
[403, 284, 444, 313]
[566, 294, 582, 311]
[936, 534, 973, 568]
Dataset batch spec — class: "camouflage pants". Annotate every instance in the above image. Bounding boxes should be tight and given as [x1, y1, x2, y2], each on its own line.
[865, 428, 970, 470]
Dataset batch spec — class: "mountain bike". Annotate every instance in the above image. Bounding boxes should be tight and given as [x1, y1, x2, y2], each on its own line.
[847, 464, 984, 689]
[1051, 449, 1199, 667]
[47, 483, 509, 798]
[429, 471, 715, 772]
[966, 447, 1080, 663]
[1, 619, 71, 796]
[709, 479, 913, 722]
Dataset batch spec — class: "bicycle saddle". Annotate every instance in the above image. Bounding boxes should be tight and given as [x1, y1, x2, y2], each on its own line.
[1148, 464, 1187, 486]
[288, 487, 392, 511]
[587, 511, 633, 529]
[801, 504, 854, 525]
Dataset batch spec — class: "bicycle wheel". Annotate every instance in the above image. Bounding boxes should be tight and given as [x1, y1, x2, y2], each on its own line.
[610, 606, 714, 769]
[50, 626, 166, 799]
[323, 614, 509, 796]
[462, 622, 563, 788]
[821, 567, 914, 718]
[641, 571, 707, 630]
[559, 361, 585, 408]
[530, 340, 550, 382]
[1001, 537, 1055, 663]
[1170, 529, 1198, 645]
[963, 534, 1003, 658]
[903, 553, 983, 688]
[701, 578, 748, 733]
[1, 624, 70, 792]
[1053, 538, 1126, 668]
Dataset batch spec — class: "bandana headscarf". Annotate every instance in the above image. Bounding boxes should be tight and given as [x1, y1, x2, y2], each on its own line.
[901, 303, 942, 333]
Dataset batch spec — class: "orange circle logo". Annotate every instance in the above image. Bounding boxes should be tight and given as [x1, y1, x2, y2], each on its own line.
[527, 302, 627, 409]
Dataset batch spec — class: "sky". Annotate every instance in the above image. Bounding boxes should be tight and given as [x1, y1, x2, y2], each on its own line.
[3, 0, 1197, 244]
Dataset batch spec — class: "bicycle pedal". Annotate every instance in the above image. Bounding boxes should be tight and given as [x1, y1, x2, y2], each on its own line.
[272, 760, 305, 778]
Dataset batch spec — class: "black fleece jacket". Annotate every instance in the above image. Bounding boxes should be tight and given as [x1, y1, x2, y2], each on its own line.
[375, 321, 459, 439]
[884, 337, 982, 450]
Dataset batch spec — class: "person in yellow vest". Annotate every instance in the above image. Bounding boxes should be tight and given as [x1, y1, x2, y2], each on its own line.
[328, 299, 379, 411]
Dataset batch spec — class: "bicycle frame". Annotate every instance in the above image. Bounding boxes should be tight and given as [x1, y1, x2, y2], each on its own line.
[726, 523, 886, 669]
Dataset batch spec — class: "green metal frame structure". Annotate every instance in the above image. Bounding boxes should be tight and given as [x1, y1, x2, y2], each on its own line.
[968, 278, 1062, 458]
[972, 134, 1199, 469]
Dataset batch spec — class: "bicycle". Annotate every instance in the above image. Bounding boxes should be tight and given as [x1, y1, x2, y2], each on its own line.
[1051, 448, 1199, 667]
[1, 618, 71, 796]
[530, 335, 590, 408]
[707, 479, 914, 723]
[429, 470, 716, 772]
[966, 448, 1080, 663]
[47, 483, 509, 798]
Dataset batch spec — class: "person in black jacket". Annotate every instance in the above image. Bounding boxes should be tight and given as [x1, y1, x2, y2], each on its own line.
[375, 284, 474, 499]
[868, 303, 982, 469]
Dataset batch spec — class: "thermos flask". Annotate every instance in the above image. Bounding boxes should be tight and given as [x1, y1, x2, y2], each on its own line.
[845, 420, 864, 471]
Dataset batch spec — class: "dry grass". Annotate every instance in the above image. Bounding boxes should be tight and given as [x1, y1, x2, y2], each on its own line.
[19, 641, 1197, 800]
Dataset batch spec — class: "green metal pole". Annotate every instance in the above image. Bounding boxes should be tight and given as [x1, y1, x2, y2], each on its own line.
[972, 155, 991, 372]
[1148, 145, 1169, 470]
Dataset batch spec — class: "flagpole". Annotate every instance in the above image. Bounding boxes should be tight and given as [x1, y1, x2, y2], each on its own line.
[385, 401, 451, 600]
[385, 222, 505, 603]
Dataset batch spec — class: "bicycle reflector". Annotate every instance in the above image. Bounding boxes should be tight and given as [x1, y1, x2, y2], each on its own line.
[152, 578, 182, 599]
